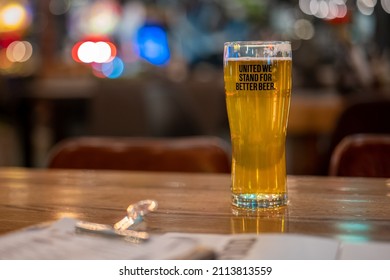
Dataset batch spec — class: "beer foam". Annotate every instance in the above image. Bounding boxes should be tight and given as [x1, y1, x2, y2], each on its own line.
[226, 57, 291, 61]
[269, 43, 291, 56]
[225, 41, 291, 60]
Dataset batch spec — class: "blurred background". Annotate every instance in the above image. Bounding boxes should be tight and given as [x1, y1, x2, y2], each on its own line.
[0, 0, 389, 175]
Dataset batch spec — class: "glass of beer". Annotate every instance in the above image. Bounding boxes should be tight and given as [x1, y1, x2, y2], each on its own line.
[223, 41, 292, 210]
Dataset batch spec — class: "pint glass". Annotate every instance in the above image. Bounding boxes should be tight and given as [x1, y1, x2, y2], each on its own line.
[223, 41, 292, 210]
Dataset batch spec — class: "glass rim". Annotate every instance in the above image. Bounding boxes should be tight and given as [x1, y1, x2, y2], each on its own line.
[224, 41, 291, 46]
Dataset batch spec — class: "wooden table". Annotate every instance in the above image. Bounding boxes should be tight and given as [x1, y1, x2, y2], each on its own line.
[0, 168, 389, 243]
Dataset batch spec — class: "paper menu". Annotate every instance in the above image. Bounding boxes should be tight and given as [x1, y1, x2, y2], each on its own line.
[164, 233, 390, 260]
[165, 233, 390, 260]
[0, 218, 389, 260]
[338, 242, 390, 260]
[163, 232, 340, 260]
[0, 218, 198, 260]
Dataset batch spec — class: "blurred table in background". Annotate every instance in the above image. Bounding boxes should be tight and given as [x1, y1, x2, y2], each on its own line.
[287, 89, 346, 175]
[289, 89, 345, 135]
[21, 77, 347, 175]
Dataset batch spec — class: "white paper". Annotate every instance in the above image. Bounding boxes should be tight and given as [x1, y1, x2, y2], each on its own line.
[338, 242, 390, 260]
[164, 232, 341, 260]
[164, 233, 390, 260]
[0, 218, 197, 260]
[1, 218, 389, 260]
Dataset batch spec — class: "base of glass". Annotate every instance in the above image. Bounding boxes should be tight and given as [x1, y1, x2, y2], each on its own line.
[232, 193, 287, 210]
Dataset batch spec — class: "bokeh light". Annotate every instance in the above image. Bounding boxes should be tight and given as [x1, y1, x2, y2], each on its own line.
[357, 0, 377, 15]
[6, 40, 33, 62]
[0, 39, 36, 76]
[71, 38, 123, 79]
[72, 40, 117, 64]
[67, 0, 122, 39]
[299, 0, 348, 20]
[85, 0, 121, 36]
[77, 41, 95, 63]
[0, 2, 31, 33]
[49, 0, 71, 16]
[136, 25, 170, 66]
[382, 0, 390, 13]
[102, 57, 124, 79]
[92, 56, 124, 79]
[294, 19, 315, 40]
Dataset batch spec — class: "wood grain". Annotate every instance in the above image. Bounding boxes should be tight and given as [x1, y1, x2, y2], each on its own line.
[0, 168, 389, 242]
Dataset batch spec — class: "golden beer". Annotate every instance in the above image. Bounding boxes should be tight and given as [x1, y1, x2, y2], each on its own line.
[223, 42, 292, 209]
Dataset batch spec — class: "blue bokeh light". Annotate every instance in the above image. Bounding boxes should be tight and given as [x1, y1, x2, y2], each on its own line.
[136, 25, 170, 66]
[102, 57, 124, 79]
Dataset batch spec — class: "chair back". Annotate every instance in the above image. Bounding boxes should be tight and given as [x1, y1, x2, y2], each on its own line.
[329, 134, 390, 178]
[329, 100, 390, 150]
[321, 100, 390, 175]
[47, 136, 231, 173]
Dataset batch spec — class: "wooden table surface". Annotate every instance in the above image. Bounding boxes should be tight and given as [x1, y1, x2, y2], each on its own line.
[0, 168, 389, 243]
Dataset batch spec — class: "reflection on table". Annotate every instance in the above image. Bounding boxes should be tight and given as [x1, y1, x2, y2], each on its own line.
[0, 168, 389, 244]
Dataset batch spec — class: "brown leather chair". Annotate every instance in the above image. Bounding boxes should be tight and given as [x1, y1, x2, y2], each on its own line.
[321, 100, 390, 175]
[47, 136, 231, 173]
[329, 100, 390, 150]
[329, 134, 390, 178]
